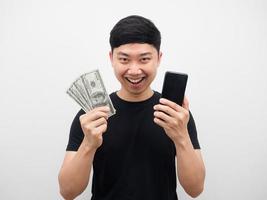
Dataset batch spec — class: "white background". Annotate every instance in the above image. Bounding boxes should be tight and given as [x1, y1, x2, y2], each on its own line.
[1, 0, 267, 199]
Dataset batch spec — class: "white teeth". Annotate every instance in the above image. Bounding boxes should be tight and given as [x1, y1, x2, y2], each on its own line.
[126, 77, 144, 84]
[129, 78, 142, 83]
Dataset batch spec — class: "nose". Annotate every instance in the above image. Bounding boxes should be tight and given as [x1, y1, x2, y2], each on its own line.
[128, 62, 142, 75]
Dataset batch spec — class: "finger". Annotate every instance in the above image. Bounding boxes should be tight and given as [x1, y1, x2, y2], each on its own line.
[154, 117, 168, 129]
[95, 123, 108, 134]
[91, 106, 110, 120]
[91, 117, 107, 128]
[80, 110, 109, 123]
[85, 106, 110, 118]
[154, 110, 173, 122]
[182, 96, 189, 110]
[159, 98, 182, 112]
[90, 106, 110, 114]
[153, 104, 178, 117]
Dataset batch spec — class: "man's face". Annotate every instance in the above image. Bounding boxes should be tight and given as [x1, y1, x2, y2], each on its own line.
[110, 43, 162, 101]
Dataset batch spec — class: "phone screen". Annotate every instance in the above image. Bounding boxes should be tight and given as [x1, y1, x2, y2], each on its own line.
[161, 71, 188, 106]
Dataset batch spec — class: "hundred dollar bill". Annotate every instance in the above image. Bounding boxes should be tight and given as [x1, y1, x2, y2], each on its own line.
[67, 83, 92, 111]
[82, 70, 116, 116]
[67, 88, 89, 112]
[67, 69, 116, 116]
[73, 77, 93, 110]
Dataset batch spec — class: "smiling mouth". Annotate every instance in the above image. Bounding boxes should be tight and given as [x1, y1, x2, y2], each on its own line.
[126, 77, 145, 84]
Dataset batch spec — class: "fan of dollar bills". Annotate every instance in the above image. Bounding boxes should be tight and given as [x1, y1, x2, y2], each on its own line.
[67, 69, 116, 116]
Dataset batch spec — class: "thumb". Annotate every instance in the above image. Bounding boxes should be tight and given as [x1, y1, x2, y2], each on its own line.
[182, 96, 189, 110]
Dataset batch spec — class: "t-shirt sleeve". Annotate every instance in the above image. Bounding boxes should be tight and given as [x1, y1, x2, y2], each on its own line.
[66, 109, 85, 151]
[187, 111, 201, 149]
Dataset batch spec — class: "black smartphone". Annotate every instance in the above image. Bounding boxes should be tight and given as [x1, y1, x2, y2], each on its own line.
[161, 71, 188, 106]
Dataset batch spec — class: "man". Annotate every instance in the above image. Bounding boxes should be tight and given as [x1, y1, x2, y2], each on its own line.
[58, 15, 205, 200]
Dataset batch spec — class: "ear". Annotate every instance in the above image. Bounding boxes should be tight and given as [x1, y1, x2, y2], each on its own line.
[157, 51, 163, 66]
[159, 51, 162, 61]
[109, 51, 113, 62]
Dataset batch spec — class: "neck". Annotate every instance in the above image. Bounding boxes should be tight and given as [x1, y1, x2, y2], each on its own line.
[117, 88, 154, 102]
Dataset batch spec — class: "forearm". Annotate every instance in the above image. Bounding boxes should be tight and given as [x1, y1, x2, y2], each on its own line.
[58, 138, 96, 200]
[175, 133, 205, 198]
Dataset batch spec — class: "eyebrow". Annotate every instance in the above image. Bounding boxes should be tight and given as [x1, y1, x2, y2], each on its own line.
[117, 52, 129, 57]
[140, 52, 152, 56]
[116, 52, 152, 57]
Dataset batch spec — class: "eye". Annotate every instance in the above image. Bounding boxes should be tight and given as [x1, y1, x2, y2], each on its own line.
[140, 57, 151, 63]
[118, 57, 129, 63]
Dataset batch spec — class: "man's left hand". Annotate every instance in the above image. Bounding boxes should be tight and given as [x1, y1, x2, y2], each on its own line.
[153, 97, 190, 143]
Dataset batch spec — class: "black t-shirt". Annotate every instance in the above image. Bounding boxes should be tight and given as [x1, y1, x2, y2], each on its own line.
[67, 91, 200, 200]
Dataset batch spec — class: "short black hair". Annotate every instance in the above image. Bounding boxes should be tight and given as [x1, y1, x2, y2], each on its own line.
[109, 15, 161, 52]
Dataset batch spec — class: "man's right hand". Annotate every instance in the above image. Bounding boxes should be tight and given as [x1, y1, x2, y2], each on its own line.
[59, 106, 110, 199]
[79, 106, 110, 150]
